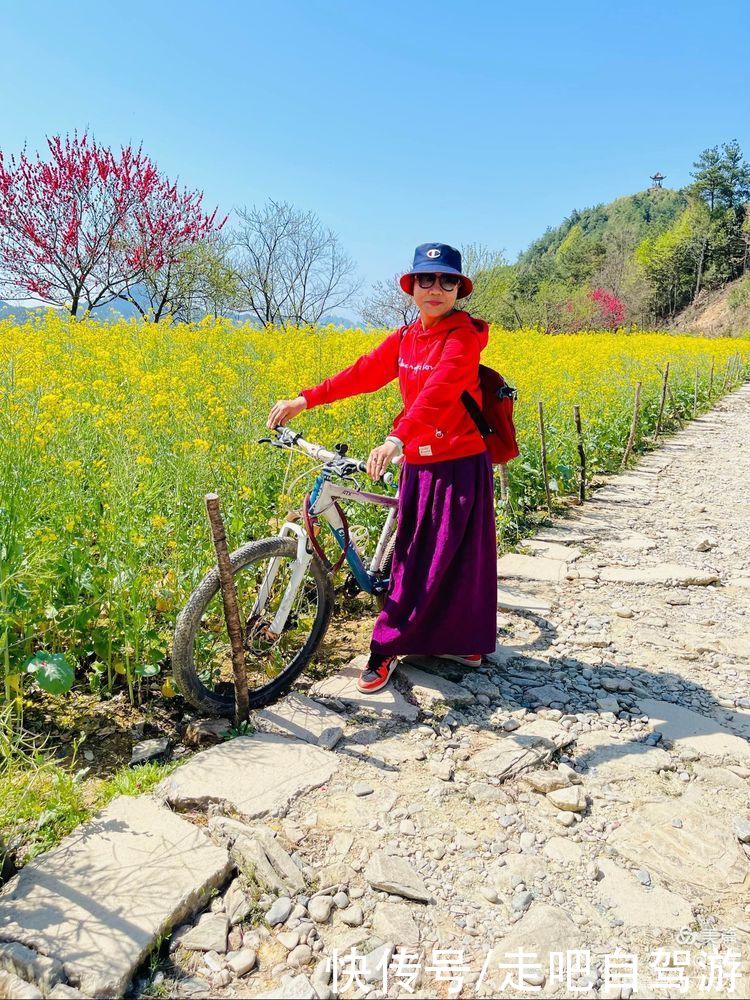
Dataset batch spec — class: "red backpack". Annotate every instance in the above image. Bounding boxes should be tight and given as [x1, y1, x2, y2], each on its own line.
[461, 365, 520, 465]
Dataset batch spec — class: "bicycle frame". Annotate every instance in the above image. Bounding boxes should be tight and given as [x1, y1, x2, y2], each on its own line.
[251, 464, 399, 637]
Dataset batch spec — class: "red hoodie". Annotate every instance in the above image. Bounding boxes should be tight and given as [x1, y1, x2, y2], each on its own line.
[299, 310, 490, 465]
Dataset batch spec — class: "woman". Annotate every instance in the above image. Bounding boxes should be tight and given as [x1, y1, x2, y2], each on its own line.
[267, 242, 497, 693]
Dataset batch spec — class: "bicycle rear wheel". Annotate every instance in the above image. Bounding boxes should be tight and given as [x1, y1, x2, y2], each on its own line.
[172, 536, 334, 716]
[374, 531, 397, 611]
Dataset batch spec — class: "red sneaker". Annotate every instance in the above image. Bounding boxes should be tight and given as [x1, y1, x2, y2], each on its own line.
[436, 653, 483, 667]
[357, 654, 399, 693]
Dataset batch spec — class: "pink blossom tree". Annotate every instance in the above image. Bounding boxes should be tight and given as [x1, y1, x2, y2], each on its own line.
[589, 287, 625, 330]
[0, 133, 224, 316]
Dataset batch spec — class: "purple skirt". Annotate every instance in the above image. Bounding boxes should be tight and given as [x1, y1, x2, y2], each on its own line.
[370, 450, 497, 656]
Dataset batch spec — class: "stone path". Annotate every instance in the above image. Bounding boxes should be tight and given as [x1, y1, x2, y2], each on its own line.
[1, 385, 750, 998]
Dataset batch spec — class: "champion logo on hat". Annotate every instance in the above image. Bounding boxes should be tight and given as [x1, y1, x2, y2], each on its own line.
[426, 248, 441, 258]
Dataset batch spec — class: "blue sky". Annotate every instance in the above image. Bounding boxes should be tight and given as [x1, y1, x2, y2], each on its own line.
[3, 0, 749, 310]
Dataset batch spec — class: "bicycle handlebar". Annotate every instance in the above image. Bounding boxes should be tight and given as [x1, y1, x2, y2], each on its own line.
[261, 425, 369, 474]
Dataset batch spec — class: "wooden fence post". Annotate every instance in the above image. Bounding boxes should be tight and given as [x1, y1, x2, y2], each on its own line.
[499, 463, 509, 503]
[693, 367, 699, 417]
[538, 400, 552, 512]
[205, 493, 250, 725]
[655, 362, 670, 438]
[721, 354, 732, 393]
[621, 381, 641, 469]
[573, 404, 586, 504]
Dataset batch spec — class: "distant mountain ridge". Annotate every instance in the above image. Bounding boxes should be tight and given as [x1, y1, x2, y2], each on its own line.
[0, 298, 359, 328]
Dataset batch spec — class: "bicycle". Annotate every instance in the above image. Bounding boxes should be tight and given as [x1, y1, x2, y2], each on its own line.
[172, 424, 401, 717]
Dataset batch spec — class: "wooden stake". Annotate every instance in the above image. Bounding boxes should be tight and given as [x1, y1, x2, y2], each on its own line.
[709, 356, 715, 398]
[621, 380, 641, 469]
[499, 463, 509, 503]
[666, 382, 685, 429]
[655, 362, 669, 438]
[538, 400, 552, 512]
[205, 493, 250, 725]
[693, 366, 699, 417]
[573, 404, 586, 504]
[721, 354, 732, 393]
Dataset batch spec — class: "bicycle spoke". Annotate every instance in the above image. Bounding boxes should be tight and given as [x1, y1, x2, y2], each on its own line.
[192, 550, 320, 698]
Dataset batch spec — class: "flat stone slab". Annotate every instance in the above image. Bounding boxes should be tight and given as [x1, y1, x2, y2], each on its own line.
[254, 692, 345, 749]
[531, 526, 593, 544]
[497, 585, 552, 613]
[637, 699, 750, 762]
[0, 796, 231, 998]
[573, 731, 672, 780]
[598, 563, 719, 586]
[498, 553, 567, 583]
[156, 733, 337, 819]
[609, 787, 750, 899]
[372, 902, 419, 947]
[594, 858, 692, 929]
[0, 941, 64, 994]
[396, 664, 473, 706]
[179, 913, 229, 953]
[522, 539, 582, 562]
[365, 852, 430, 903]
[485, 905, 579, 984]
[311, 660, 418, 721]
[607, 533, 658, 552]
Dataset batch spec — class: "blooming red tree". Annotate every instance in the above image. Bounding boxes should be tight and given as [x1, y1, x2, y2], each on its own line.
[589, 287, 625, 330]
[0, 133, 224, 316]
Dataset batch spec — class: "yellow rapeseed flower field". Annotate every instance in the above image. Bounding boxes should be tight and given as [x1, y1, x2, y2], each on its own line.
[0, 314, 747, 701]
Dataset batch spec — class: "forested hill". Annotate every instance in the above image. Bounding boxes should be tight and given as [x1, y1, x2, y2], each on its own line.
[518, 187, 688, 267]
[462, 141, 750, 335]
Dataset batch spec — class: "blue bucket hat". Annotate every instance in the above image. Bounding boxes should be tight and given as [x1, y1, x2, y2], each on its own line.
[399, 242, 473, 298]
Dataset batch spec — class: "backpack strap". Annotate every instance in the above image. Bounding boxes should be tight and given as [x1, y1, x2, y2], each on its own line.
[461, 389, 493, 438]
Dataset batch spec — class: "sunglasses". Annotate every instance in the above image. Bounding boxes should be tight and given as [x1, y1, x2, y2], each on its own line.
[414, 272, 461, 292]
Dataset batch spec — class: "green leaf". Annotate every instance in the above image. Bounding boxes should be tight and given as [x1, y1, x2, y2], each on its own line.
[134, 662, 161, 678]
[26, 652, 75, 695]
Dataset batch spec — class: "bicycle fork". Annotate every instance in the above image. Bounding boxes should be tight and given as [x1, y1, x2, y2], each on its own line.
[250, 522, 313, 636]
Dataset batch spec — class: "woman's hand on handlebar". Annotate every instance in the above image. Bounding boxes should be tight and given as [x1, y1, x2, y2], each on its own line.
[267, 396, 307, 429]
[367, 440, 401, 481]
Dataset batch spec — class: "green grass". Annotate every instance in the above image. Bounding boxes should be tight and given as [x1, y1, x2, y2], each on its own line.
[0, 709, 180, 871]
[97, 759, 179, 805]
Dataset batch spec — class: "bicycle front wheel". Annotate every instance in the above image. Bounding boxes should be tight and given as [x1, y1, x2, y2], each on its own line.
[172, 536, 334, 717]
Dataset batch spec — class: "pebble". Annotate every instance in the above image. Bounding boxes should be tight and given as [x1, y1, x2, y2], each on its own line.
[308, 896, 333, 923]
[227, 949, 257, 977]
[519, 831, 536, 851]
[203, 951, 224, 972]
[288, 944, 313, 967]
[267, 897, 293, 926]
[278, 931, 300, 951]
[341, 903, 364, 926]
[556, 813, 576, 828]
[353, 782, 374, 797]
[512, 890, 533, 913]
[429, 760, 454, 781]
